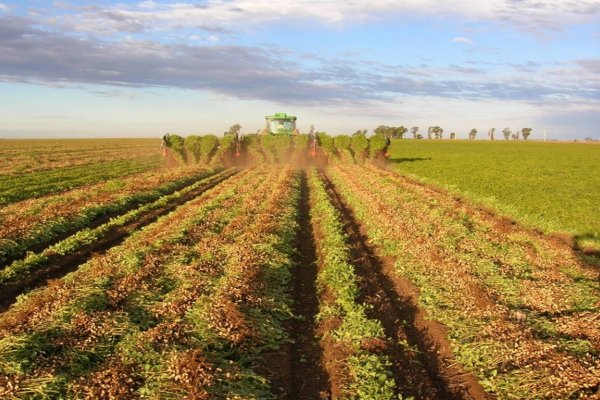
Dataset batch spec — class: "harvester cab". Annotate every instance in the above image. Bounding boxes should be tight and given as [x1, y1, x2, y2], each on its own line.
[263, 113, 299, 135]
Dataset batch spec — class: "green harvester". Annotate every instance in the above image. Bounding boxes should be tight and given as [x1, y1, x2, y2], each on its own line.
[263, 112, 299, 135]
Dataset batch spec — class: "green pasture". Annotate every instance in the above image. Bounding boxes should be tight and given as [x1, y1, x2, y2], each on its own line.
[387, 140, 600, 251]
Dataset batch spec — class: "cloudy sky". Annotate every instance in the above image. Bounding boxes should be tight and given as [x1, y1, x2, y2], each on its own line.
[0, 0, 598, 139]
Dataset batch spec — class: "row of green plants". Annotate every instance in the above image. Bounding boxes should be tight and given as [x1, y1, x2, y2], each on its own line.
[0, 156, 162, 205]
[163, 132, 390, 165]
[0, 169, 235, 287]
[329, 163, 600, 399]
[163, 134, 235, 166]
[0, 168, 270, 398]
[0, 164, 216, 267]
[308, 169, 396, 399]
[316, 133, 388, 162]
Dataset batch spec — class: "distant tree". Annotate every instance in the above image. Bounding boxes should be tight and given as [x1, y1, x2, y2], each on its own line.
[352, 129, 368, 136]
[469, 128, 477, 140]
[373, 125, 390, 139]
[225, 124, 241, 136]
[521, 128, 532, 140]
[515, 130, 520, 140]
[488, 128, 495, 141]
[502, 127, 511, 141]
[432, 126, 443, 139]
[395, 126, 408, 139]
[450, 132, 456, 140]
[427, 126, 433, 139]
[416, 134, 423, 139]
[410, 126, 419, 139]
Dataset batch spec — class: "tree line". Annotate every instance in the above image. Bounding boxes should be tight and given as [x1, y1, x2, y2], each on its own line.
[365, 126, 533, 140]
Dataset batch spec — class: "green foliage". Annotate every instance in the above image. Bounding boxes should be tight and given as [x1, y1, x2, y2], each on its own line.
[209, 135, 237, 167]
[334, 135, 352, 150]
[334, 135, 354, 163]
[368, 135, 388, 158]
[164, 134, 186, 162]
[350, 134, 369, 161]
[261, 135, 292, 163]
[316, 132, 336, 155]
[200, 135, 219, 163]
[183, 135, 202, 162]
[387, 140, 600, 250]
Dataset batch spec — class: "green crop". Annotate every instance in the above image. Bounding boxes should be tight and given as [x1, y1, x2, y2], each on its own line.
[387, 140, 600, 251]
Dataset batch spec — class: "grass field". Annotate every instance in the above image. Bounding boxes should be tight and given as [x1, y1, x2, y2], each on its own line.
[387, 140, 600, 251]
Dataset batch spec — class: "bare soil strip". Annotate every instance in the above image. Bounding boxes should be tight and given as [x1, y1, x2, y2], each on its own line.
[321, 170, 488, 400]
[0, 170, 238, 312]
[285, 170, 330, 399]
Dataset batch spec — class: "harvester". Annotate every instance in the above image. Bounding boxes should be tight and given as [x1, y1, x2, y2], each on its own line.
[261, 112, 299, 135]
[258, 112, 318, 158]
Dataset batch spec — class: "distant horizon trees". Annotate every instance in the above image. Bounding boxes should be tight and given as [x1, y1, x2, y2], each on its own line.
[358, 125, 533, 141]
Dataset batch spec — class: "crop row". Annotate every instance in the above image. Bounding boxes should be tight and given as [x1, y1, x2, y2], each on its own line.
[0, 156, 163, 205]
[0, 164, 215, 266]
[307, 169, 396, 399]
[0, 166, 301, 398]
[329, 163, 600, 399]
[0, 169, 236, 289]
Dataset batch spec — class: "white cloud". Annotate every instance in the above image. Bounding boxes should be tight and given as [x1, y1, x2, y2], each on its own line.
[453, 37, 474, 45]
[55, 0, 600, 35]
[0, 3, 9, 13]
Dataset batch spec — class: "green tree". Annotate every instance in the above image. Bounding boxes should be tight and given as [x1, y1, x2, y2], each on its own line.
[450, 132, 456, 140]
[225, 124, 241, 136]
[373, 125, 392, 139]
[410, 126, 419, 139]
[488, 128, 496, 141]
[502, 128, 511, 141]
[469, 128, 477, 140]
[395, 126, 408, 139]
[352, 129, 368, 136]
[521, 128, 532, 140]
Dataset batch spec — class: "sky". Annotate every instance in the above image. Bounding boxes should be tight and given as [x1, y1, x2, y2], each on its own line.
[0, 1, 599, 140]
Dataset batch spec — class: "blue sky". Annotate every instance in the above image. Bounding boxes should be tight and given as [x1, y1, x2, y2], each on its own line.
[0, 1, 598, 139]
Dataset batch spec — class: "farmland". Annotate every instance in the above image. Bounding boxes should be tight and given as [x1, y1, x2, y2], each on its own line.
[0, 137, 598, 399]
[387, 140, 600, 253]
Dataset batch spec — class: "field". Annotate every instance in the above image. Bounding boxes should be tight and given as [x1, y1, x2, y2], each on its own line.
[387, 140, 600, 253]
[0, 137, 598, 399]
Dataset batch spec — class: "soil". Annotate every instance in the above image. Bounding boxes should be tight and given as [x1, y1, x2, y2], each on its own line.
[321, 170, 489, 400]
[286, 170, 330, 399]
[0, 170, 238, 312]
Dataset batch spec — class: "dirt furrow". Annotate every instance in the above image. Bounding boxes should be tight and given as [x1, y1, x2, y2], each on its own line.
[321, 170, 488, 400]
[0, 169, 238, 312]
[286, 170, 330, 399]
